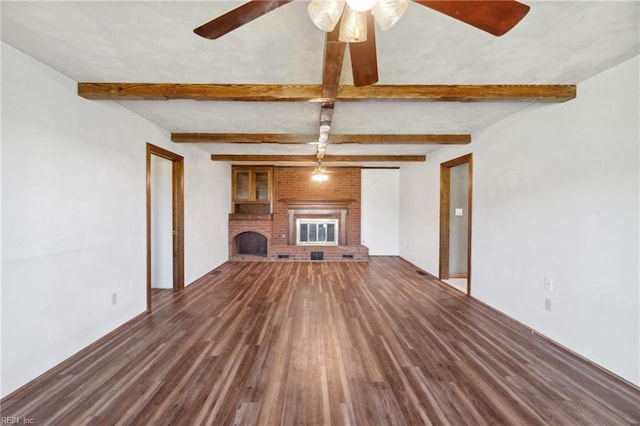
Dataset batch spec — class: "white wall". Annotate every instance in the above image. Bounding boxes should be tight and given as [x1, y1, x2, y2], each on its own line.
[1, 43, 231, 397]
[399, 56, 640, 385]
[361, 169, 400, 255]
[151, 155, 173, 289]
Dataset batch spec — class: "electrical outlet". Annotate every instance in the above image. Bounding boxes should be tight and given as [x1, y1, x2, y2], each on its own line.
[545, 298, 551, 311]
[112, 292, 118, 305]
[544, 277, 553, 292]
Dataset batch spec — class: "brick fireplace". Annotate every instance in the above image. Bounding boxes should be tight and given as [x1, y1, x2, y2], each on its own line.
[228, 166, 369, 261]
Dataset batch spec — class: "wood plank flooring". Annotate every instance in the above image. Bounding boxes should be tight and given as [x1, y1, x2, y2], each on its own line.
[2, 257, 639, 425]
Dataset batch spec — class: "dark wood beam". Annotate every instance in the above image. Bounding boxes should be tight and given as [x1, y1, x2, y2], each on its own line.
[317, 24, 345, 162]
[172, 133, 470, 144]
[336, 84, 576, 102]
[78, 83, 324, 101]
[78, 83, 576, 102]
[319, 104, 335, 124]
[210, 155, 426, 162]
[317, 25, 347, 161]
[329, 134, 470, 144]
[173, 133, 314, 144]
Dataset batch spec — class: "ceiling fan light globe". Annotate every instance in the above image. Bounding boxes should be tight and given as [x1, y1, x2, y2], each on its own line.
[338, 6, 368, 43]
[308, 0, 346, 32]
[372, 0, 408, 31]
[346, 0, 378, 12]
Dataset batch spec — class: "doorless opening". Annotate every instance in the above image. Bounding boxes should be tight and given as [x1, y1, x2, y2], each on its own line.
[151, 155, 173, 289]
[439, 154, 473, 295]
[146, 143, 184, 311]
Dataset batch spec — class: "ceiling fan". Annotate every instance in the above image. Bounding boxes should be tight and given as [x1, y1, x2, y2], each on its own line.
[194, 0, 530, 87]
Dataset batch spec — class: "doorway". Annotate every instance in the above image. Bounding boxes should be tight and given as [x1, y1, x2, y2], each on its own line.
[146, 143, 184, 310]
[439, 154, 472, 295]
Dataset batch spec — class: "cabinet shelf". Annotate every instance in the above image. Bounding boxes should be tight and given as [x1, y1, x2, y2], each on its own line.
[233, 200, 270, 204]
[232, 166, 273, 214]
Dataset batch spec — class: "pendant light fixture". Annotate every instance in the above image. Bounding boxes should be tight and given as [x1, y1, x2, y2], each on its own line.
[311, 160, 329, 182]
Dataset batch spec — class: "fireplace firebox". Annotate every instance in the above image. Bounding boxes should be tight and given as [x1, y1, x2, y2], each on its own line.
[236, 231, 267, 256]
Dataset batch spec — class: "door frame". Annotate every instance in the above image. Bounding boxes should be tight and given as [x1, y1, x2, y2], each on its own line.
[146, 143, 184, 310]
[439, 153, 473, 295]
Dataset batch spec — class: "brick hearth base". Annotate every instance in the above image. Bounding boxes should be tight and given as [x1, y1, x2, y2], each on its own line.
[229, 244, 369, 262]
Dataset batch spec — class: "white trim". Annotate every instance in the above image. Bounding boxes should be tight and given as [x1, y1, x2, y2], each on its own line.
[296, 218, 339, 246]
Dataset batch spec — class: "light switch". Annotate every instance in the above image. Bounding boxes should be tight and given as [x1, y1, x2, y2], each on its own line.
[455, 208, 463, 216]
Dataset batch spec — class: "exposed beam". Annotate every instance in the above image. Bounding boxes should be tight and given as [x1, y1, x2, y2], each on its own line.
[78, 83, 576, 102]
[329, 134, 470, 144]
[78, 83, 323, 101]
[174, 133, 316, 144]
[319, 104, 335, 124]
[318, 26, 345, 162]
[210, 155, 426, 162]
[336, 84, 577, 102]
[172, 133, 470, 144]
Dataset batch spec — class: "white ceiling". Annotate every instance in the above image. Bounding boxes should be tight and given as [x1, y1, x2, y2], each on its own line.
[2, 1, 639, 165]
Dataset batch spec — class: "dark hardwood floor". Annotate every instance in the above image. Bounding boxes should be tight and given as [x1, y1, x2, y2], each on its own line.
[2, 257, 639, 425]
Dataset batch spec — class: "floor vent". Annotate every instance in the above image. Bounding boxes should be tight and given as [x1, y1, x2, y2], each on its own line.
[278, 254, 290, 259]
[416, 270, 428, 276]
[310, 251, 324, 261]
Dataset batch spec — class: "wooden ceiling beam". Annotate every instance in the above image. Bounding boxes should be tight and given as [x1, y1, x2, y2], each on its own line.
[336, 84, 576, 102]
[210, 155, 426, 162]
[174, 133, 316, 144]
[78, 83, 576, 102]
[329, 134, 470, 144]
[316, 25, 344, 162]
[172, 133, 470, 144]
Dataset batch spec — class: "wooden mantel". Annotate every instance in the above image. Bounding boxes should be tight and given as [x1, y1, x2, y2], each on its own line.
[282, 199, 354, 245]
[281, 199, 354, 210]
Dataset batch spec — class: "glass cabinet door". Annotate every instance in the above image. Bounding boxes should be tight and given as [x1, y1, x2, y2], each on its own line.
[254, 172, 269, 200]
[235, 171, 250, 200]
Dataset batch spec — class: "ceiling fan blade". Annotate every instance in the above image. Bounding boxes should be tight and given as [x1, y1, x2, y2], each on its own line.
[349, 12, 378, 87]
[412, 1, 530, 36]
[194, 0, 293, 39]
[322, 26, 346, 99]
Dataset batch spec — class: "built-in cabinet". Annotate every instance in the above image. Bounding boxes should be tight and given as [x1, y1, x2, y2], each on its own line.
[232, 166, 273, 215]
